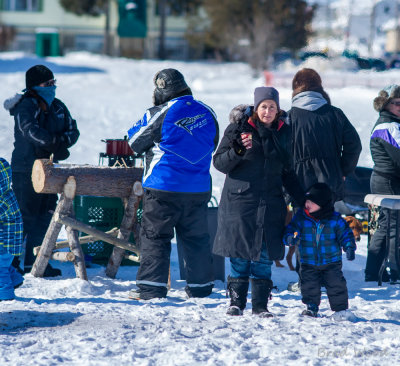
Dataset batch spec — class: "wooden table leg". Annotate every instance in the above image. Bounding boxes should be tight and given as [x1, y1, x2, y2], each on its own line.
[105, 182, 143, 278]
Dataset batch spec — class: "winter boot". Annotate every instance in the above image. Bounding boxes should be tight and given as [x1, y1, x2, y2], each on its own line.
[9, 265, 23, 289]
[226, 276, 249, 316]
[11, 256, 24, 276]
[301, 303, 319, 317]
[389, 268, 399, 284]
[250, 278, 274, 318]
[0, 259, 15, 301]
[43, 264, 62, 277]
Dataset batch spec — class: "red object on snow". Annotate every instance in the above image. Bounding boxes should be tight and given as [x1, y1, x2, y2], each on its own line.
[103, 139, 134, 156]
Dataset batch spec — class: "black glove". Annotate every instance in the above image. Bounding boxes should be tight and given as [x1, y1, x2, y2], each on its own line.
[53, 146, 70, 161]
[34, 146, 51, 159]
[231, 137, 246, 156]
[50, 134, 70, 160]
[346, 247, 355, 261]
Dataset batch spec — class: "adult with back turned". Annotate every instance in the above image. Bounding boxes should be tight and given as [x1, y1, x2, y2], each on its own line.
[289, 68, 362, 203]
[288, 68, 361, 288]
[127, 68, 219, 300]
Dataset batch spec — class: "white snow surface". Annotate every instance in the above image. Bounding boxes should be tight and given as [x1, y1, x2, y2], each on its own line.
[0, 52, 400, 365]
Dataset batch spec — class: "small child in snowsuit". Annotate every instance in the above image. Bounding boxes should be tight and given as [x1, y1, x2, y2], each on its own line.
[0, 158, 24, 300]
[283, 183, 356, 317]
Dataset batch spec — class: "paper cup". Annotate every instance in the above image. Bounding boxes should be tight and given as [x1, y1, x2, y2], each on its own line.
[241, 132, 252, 148]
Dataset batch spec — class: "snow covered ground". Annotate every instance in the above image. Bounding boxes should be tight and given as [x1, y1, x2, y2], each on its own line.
[0, 52, 399, 365]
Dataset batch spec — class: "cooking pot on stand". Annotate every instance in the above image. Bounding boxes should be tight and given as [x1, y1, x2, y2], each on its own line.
[102, 137, 134, 156]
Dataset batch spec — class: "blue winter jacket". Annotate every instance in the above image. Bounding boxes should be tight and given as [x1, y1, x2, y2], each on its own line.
[284, 209, 356, 265]
[128, 95, 219, 193]
[0, 158, 23, 256]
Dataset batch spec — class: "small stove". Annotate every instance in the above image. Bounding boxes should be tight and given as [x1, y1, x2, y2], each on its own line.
[99, 136, 142, 167]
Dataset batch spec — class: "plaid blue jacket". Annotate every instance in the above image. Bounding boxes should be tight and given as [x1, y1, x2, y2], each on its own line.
[284, 209, 356, 265]
[0, 158, 23, 256]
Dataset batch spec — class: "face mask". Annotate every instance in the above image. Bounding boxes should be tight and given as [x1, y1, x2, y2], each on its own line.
[33, 85, 57, 106]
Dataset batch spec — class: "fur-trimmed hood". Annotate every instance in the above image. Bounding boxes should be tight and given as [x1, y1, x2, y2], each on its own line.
[3, 93, 23, 115]
[373, 84, 400, 112]
[229, 104, 250, 124]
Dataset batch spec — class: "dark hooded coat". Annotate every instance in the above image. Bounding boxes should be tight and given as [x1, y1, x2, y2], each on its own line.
[4, 92, 79, 173]
[212, 105, 304, 261]
[289, 92, 362, 201]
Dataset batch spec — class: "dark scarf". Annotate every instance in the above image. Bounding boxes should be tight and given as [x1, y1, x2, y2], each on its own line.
[305, 204, 334, 221]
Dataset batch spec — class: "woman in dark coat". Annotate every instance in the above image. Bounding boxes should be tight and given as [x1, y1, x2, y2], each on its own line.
[213, 87, 304, 317]
[365, 84, 400, 283]
[4, 65, 79, 276]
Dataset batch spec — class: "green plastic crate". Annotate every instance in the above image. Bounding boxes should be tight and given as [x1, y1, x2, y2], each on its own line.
[73, 196, 139, 266]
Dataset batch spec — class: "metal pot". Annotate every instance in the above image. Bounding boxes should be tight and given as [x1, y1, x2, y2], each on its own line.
[102, 138, 134, 156]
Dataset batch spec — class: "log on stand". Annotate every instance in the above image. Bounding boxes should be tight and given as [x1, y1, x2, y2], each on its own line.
[106, 181, 144, 279]
[31, 159, 144, 280]
[32, 159, 143, 197]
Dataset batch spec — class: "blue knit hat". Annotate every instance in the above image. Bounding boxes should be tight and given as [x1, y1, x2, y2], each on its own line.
[254, 87, 280, 111]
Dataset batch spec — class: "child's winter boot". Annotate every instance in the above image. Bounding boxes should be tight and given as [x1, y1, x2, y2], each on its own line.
[250, 278, 274, 318]
[0, 254, 15, 301]
[226, 276, 249, 316]
[302, 303, 319, 317]
[9, 265, 24, 289]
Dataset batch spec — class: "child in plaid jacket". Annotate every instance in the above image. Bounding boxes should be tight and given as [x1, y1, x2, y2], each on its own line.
[0, 157, 23, 300]
[284, 183, 356, 317]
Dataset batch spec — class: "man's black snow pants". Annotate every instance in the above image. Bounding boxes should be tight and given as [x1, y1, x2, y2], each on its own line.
[300, 261, 348, 312]
[136, 189, 214, 299]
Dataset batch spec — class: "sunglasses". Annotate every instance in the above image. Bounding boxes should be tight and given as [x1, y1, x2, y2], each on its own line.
[390, 101, 400, 107]
[41, 79, 56, 87]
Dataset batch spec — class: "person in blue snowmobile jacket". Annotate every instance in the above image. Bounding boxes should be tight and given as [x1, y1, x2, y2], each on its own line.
[0, 157, 24, 301]
[284, 183, 356, 317]
[127, 68, 219, 300]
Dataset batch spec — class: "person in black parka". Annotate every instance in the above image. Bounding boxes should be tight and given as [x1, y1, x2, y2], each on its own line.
[289, 68, 362, 202]
[365, 84, 400, 283]
[213, 87, 304, 317]
[3, 65, 79, 276]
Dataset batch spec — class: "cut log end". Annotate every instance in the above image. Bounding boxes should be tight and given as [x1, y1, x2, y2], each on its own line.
[31, 159, 47, 194]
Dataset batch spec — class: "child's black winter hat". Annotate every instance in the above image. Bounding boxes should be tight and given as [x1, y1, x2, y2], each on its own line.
[25, 65, 54, 90]
[305, 182, 333, 208]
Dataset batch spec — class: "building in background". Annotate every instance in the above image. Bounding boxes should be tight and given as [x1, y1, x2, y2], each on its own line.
[0, 0, 197, 59]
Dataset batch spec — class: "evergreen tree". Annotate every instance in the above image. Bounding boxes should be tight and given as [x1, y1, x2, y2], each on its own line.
[199, 0, 315, 70]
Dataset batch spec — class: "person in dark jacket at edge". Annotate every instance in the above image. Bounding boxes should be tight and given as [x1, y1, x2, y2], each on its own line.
[3, 65, 80, 276]
[127, 68, 219, 300]
[365, 85, 400, 283]
[288, 68, 362, 291]
[213, 87, 304, 317]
